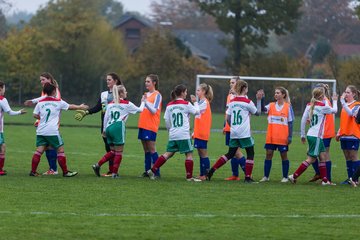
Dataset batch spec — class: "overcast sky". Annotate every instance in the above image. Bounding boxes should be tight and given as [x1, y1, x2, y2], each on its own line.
[9, 0, 155, 14]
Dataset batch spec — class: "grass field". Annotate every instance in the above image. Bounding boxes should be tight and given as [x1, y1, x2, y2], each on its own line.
[0, 108, 358, 239]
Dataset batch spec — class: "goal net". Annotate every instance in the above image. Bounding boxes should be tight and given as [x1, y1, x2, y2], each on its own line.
[195, 74, 337, 115]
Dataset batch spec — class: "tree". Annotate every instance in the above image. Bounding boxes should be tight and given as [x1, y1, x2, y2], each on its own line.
[150, 0, 217, 29]
[280, 0, 360, 57]
[0, 27, 42, 102]
[99, 0, 124, 26]
[29, 0, 127, 102]
[0, 9, 6, 37]
[192, 0, 302, 73]
[123, 29, 210, 102]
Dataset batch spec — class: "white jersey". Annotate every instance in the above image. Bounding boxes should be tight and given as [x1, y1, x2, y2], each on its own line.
[103, 100, 144, 131]
[33, 97, 69, 136]
[301, 101, 337, 138]
[0, 96, 22, 132]
[226, 96, 257, 139]
[164, 98, 199, 141]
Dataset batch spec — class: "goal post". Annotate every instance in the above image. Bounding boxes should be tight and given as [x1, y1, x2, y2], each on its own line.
[196, 74, 337, 94]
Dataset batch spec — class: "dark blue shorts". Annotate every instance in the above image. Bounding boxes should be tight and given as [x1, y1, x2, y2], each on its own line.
[323, 138, 332, 148]
[194, 138, 208, 149]
[138, 128, 157, 141]
[225, 132, 230, 146]
[264, 144, 288, 153]
[340, 139, 360, 150]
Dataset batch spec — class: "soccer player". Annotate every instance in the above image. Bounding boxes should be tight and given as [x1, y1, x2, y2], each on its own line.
[92, 85, 145, 178]
[0, 81, 26, 176]
[144, 84, 201, 181]
[24, 72, 61, 175]
[74, 72, 122, 176]
[308, 83, 336, 183]
[30, 83, 88, 177]
[193, 83, 213, 180]
[258, 87, 294, 183]
[206, 80, 259, 183]
[288, 87, 338, 185]
[138, 74, 162, 177]
[223, 77, 246, 181]
[336, 85, 360, 185]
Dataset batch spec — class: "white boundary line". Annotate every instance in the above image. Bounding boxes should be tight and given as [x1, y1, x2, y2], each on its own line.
[0, 211, 359, 219]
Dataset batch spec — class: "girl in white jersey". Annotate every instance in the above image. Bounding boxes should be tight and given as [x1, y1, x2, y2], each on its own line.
[288, 87, 338, 185]
[145, 84, 201, 181]
[0, 81, 26, 176]
[206, 80, 259, 183]
[30, 83, 88, 177]
[92, 85, 145, 178]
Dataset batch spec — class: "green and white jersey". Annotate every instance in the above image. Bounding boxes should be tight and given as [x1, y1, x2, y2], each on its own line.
[300, 100, 337, 138]
[33, 97, 69, 136]
[103, 100, 144, 132]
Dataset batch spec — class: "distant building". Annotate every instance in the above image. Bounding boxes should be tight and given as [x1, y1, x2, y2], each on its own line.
[114, 13, 228, 71]
[114, 13, 154, 53]
[332, 44, 360, 60]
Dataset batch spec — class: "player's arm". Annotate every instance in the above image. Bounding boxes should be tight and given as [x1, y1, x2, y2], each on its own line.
[300, 106, 310, 140]
[287, 106, 295, 144]
[249, 101, 260, 116]
[68, 103, 89, 111]
[74, 97, 101, 121]
[145, 93, 162, 114]
[1, 98, 26, 115]
[189, 95, 200, 115]
[164, 108, 171, 130]
[226, 114, 231, 126]
[24, 96, 46, 106]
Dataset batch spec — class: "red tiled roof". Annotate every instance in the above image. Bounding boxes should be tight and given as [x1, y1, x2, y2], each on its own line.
[333, 44, 360, 56]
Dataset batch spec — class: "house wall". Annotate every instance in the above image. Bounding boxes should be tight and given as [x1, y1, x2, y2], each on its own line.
[116, 19, 150, 52]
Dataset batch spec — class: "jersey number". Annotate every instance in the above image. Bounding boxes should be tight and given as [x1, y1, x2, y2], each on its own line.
[310, 114, 318, 127]
[232, 110, 242, 125]
[45, 109, 51, 123]
[172, 112, 183, 128]
[110, 111, 120, 124]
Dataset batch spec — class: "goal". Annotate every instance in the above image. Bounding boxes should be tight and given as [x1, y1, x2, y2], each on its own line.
[195, 74, 337, 114]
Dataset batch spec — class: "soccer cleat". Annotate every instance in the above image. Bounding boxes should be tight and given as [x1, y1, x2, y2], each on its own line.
[321, 181, 336, 186]
[112, 173, 119, 179]
[42, 169, 58, 175]
[186, 177, 202, 182]
[140, 171, 149, 178]
[29, 171, 40, 177]
[259, 176, 270, 182]
[288, 174, 296, 184]
[63, 171, 78, 177]
[348, 178, 358, 187]
[206, 168, 215, 181]
[92, 164, 101, 177]
[340, 179, 351, 185]
[147, 169, 156, 180]
[280, 177, 289, 183]
[0, 170, 7, 176]
[244, 177, 258, 184]
[101, 171, 112, 177]
[309, 174, 321, 182]
[197, 176, 207, 181]
[224, 175, 240, 181]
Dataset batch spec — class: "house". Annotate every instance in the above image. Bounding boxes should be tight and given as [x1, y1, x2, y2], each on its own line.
[114, 13, 154, 53]
[114, 13, 228, 71]
[332, 44, 360, 60]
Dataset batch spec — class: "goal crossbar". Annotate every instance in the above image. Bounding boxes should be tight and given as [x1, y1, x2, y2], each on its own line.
[196, 74, 337, 94]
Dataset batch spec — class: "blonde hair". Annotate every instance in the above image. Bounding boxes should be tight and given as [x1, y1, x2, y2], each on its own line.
[275, 86, 291, 104]
[315, 83, 330, 100]
[199, 83, 214, 103]
[234, 80, 248, 95]
[112, 85, 126, 103]
[309, 87, 325, 120]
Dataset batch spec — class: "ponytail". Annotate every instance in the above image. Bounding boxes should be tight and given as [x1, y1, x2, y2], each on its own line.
[112, 85, 126, 103]
[199, 83, 214, 103]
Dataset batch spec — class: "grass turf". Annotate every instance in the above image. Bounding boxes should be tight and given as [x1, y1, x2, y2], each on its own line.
[0, 109, 357, 239]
